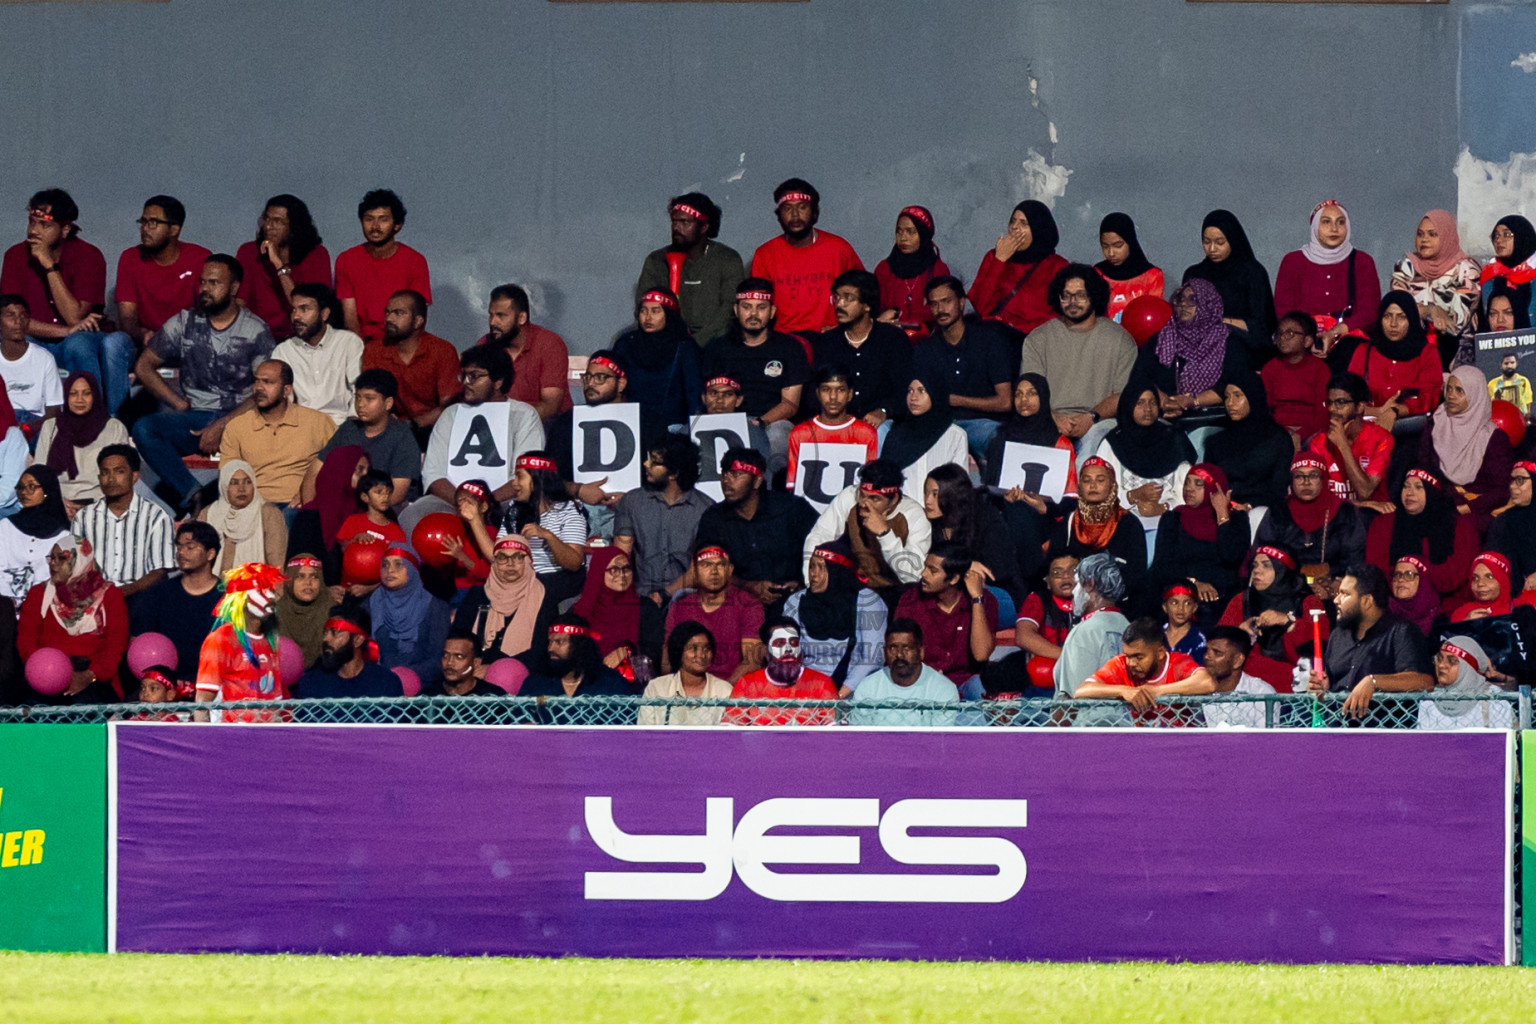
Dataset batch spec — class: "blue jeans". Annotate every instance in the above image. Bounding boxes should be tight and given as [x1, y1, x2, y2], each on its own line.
[955, 416, 1001, 461]
[33, 330, 135, 415]
[132, 408, 219, 502]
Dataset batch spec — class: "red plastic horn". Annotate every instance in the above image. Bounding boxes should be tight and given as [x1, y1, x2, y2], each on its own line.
[665, 251, 686, 296]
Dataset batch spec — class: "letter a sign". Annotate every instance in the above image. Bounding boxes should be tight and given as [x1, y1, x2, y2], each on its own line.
[445, 402, 513, 489]
[793, 443, 867, 512]
[572, 405, 642, 493]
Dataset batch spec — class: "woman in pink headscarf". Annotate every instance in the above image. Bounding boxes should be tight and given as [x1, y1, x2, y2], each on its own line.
[1415, 364, 1513, 531]
[1391, 209, 1482, 369]
[1274, 199, 1382, 362]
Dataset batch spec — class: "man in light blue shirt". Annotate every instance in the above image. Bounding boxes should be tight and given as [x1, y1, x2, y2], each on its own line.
[848, 618, 959, 726]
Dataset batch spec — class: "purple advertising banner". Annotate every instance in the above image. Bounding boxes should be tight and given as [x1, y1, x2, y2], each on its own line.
[112, 725, 1512, 964]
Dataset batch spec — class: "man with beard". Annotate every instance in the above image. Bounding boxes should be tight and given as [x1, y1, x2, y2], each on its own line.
[1200, 626, 1273, 728]
[723, 617, 838, 725]
[1308, 563, 1431, 720]
[1052, 552, 1129, 702]
[1018, 264, 1137, 441]
[544, 350, 653, 535]
[476, 283, 570, 420]
[420, 344, 542, 507]
[427, 630, 505, 697]
[130, 521, 224, 683]
[336, 189, 432, 344]
[911, 275, 1014, 457]
[1304, 372, 1392, 503]
[693, 374, 772, 462]
[803, 459, 930, 600]
[613, 433, 713, 603]
[194, 562, 290, 721]
[750, 179, 863, 335]
[271, 283, 364, 425]
[114, 195, 210, 346]
[1074, 617, 1215, 725]
[636, 192, 745, 346]
[73, 444, 174, 596]
[132, 254, 275, 515]
[219, 359, 337, 507]
[701, 279, 808, 472]
[695, 447, 817, 606]
[895, 543, 998, 698]
[361, 288, 461, 449]
[292, 604, 404, 699]
[663, 545, 765, 682]
[519, 615, 632, 724]
[811, 270, 912, 429]
[849, 620, 960, 726]
[1491, 354, 1533, 413]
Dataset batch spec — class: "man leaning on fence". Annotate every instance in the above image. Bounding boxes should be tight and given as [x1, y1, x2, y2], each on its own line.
[1073, 617, 1215, 726]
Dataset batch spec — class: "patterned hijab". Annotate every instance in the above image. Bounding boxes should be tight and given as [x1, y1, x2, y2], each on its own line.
[1154, 278, 1228, 396]
[43, 535, 111, 637]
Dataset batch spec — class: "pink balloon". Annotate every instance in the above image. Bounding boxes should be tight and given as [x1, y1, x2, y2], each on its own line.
[278, 637, 305, 687]
[484, 658, 527, 695]
[393, 666, 422, 697]
[127, 631, 178, 677]
[25, 648, 73, 696]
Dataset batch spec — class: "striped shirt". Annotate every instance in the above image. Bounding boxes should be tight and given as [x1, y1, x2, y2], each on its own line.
[73, 494, 175, 587]
[530, 501, 588, 576]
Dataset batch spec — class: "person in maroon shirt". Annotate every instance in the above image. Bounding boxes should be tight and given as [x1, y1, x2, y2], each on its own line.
[476, 283, 571, 420]
[894, 542, 998, 698]
[336, 189, 432, 343]
[235, 194, 332, 341]
[1259, 311, 1330, 446]
[115, 195, 211, 345]
[0, 188, 134, 416]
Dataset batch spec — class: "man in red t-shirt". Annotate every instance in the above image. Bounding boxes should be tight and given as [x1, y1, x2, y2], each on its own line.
[1074, 617, 1214, 723]
[750, 179, 863, 335]
[476, 283, 571, 419]
[786, 363, 880, 488]
[723, 617, 838, 725]
[335, 189, 432, 343]
[361, 289, 460, 445]
[115, 195, 211, 344]
[194, 563, 290, 722]
[1305, 371, 1393, 503]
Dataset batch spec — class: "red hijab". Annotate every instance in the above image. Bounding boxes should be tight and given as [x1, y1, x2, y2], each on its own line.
[572, 546, 640, 658]
[1286, 452, 1340, 534]
[309, 445, 367, 548]
[1176, 463, 1228, 543]
[1453, 551, 1513, 622]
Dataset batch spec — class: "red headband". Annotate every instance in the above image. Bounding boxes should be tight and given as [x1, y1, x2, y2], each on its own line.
[1439, 641, 1479, 671]
[705, 376, 742, 392]
[384, 545, 420, 568]
[1189, 466, 1219, 490]
[140, 668, 176, 691]
[1163, 583, 1197, 601]
[899, 205, 934, 233]
[1474, 551, 1512, 581]
[456, 481, 489, 501]
[1291, 455, 1328, 473]
[670, 202, 708, 223]
[494, 534, 531, 554]
[286, 556, 322, 571]
[1255, 546, 1297, 572]
[859, 482, 900, 496]
[551, 622, 596, 639]
[777, 191, 814, 208]
[1406, 468, 1442, 491]
[1515, 461, 1536, 477]
[812, 547, 856, 571]
[588, 355, 625, 379]
[516, 454, 557, 474]
[1311, 199, 1343, 219]
[640, 290, 680, 311]
[695, 545, 730, 564]
[1397, 555, 1430, 575]
[324, 618, 380, 662]
[1081, 456, 1112, 473]
[726, 458, 763, 477]
[736, 289, 774, 303]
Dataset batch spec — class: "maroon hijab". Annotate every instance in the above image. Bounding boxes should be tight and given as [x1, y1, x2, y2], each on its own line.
[572, 546, 641, 658]
[1177, 463, 1229, 543]
[45, 372, 110, 479]
[309, 445, 367, 548]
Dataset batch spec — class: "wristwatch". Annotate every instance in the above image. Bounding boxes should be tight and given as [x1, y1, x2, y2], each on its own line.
[276, 266, 292, 277]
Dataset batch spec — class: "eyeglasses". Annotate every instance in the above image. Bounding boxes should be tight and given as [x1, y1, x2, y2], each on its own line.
[1048, 567, 1076, 578]
[605, 564, 633, 576]
[459, 370, 490, 383]
[1513, 475, 1532, 484]
[1493, 228, 1516, 241]
[1325, 398, 1356, 409]
[581, 372, 617, 385]
[14, 479, 41, 494]
[1291, 471, 1323, 482]
[492, 552, 529, 565]
[136, 217, 171, 228]
[1391, 570, 1420, 581]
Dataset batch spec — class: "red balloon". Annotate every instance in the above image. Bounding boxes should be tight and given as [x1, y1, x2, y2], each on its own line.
[342, 539, 388, 586]
[127, 631, 178, 676]
[26, 648, 73, 696]
[277, 637, 305, 687]
[485, 658, 528, 695]
[411, 512, 468, 568]
[1491, 399, 1526, 446]
[1121, 295, 1172, 346]
[393, 666, 422, 698]
[1027, 656, 1057, 691]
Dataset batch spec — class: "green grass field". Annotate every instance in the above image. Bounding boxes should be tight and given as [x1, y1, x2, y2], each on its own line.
[1, 953, 1532, 1023]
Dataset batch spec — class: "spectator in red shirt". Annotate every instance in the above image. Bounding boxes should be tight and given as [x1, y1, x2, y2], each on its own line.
[894, 543, 998, 698]
[967, 200, 1069, 339]
[874, 205, 951, 333]
[1074, 616, 1215, 722]
[786, 363, 879, 489]
[194, 562, 290, 721]
[1345, 290, 1443, 421]
[750, 178, 863, 336]
[17, 535, 127, 704]
[235, 194, 332, 341]
[1307, 371, 1393, 504]
[361, 289, 460, 448]
[478, 283, 571, 420]
[1260, 311, 1330, 445]
[722, 616, 838, 725]
[663, 545, 765, 683]
[336, 189, 432, 343]
[115, 195, 211, 345]
[0, 188, 134, 416]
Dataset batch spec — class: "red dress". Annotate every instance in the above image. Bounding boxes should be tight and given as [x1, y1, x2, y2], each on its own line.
[874, 257, 952, 330]
[969, 252, 1069, 336]
[17, 583, 129, 699]
[1346, 343, 1442, 416]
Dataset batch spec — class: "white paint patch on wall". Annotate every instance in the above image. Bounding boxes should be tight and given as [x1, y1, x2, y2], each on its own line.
[1019, 148, 1072, 209]
[1511, 52, 1536, 74]
[1455, 146, 1536, 256]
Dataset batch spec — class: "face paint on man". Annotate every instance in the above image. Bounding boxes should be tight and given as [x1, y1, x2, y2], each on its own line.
[764, 626, 803, 684]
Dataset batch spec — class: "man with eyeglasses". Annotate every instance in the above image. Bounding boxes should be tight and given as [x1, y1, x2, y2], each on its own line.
[114, 195, 210, 347]
[0, 188, 135, 416]
[420, 344, 542, 508]
[848, 620, 959, 726]
[361, 288, 461, 450]
[542, 349, 657, 535]
[1019, 264, 1137, 444]
[1260, 311, 1330, 445]
[1305, 371, 1392, 503]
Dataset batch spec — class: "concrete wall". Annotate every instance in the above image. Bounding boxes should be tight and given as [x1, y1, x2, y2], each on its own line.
[0, 0, 1504, 352]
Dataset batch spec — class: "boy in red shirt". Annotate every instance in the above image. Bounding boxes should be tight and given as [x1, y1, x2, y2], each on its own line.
[336, 189, 432, 343]
[195, 563, 290, 722]
[1074, 617, 1215, 725]
[750, 179, 862, 335]
[724, 617, 838, 725]
[1260, 311, 1331, 445]
[786, 363, 879, 487]
[1305, 371, 1393, 503]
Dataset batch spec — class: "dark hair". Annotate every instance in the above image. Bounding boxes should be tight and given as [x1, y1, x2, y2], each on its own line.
[1205, 625, 1252, 657]
[719, 445, 766, 480]
[144, 195, 186, 227]
[328, 602, 373, 639]
[653, 433, 701, 491]
[858, 459, 904, 493]
[97, 443, 140, 473]
[460, 344, 514, 395]
[758, 615, 801, 645]
[176, 519, 221, 556]
[1048, 263, 1110, 318]
[511, 449, 566, 515]
[923, 274, 966, 301]
[1279, 310, 1318, 339]
[456, 478, 502, 529]
[354, 368, 398, 401]
[0, 293, 27, 313]
[264, 359, 295, 387]
[391, 288, 428, 321]
[814, 362, 853, 387]
[1345, 563, 1390, 611]
[885, 617, 924, 646]
[259, 194, 322, 266]
[670, 191, 722, 238]
[666, 620, 716, 671]
[928, 541, 972, 584]
[205, 253, 243, 284]
[489, 283, 530, 315]
[445, 628, 480, 653]
[358, 188, 406, 224]
[773, 178, 820, 215]
[1121, 617, 1167, 649]
[1325, 371, 1370, 406]
[832, 269, 880, 310]
[291, 282, 343, 329]
[925, 464, 980, 547]
[549, 613, 603, 675]
[28, 188, 78, 225]
[356, 469, 395, 503]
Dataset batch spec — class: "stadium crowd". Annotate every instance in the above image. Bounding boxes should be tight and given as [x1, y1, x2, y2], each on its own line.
[0, 182, 1530, 730]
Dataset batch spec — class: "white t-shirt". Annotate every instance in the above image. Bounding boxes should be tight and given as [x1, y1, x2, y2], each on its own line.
[0, 342, 63, 417]
[1202, 674, 1275, 728]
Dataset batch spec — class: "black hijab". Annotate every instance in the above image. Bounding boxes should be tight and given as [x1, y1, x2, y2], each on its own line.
[619, 305, 691, 373]
[1009, 200, 1061, 265]
[797, 540, 862, 641]
[1388, 468, 1460, 564]
[1183, 209, 1275, 335]
[1496, 215, 1536, 269]
[1366, 290, 1431, 363]
[9, 465, 70, 539]
[1216, 369, 1284, 443]
[998, 372, 1059, 446]
[885, 206, 941, 280]
[1481, 279, 1532, 333]
[1244, 546, 1307, 658]
[1095, 212, 1154, 282]
[881, 369, 955, 471]
[1104, 379, 1197, 479]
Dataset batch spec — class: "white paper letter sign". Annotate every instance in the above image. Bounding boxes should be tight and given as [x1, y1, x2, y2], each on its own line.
[446, 401, 513, 489]
[689, 413, 752, 501]
[794, 443, 868, 511]
[572, 404, 642, 493]
[997, 442, 1071, 502]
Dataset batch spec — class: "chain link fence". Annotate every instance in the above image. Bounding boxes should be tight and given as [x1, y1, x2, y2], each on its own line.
[0, 690, 1528, 729]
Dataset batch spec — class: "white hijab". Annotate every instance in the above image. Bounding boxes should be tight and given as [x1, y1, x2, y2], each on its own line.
[1301, 200, 1354, 267]
[206, 460, 267, 567]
